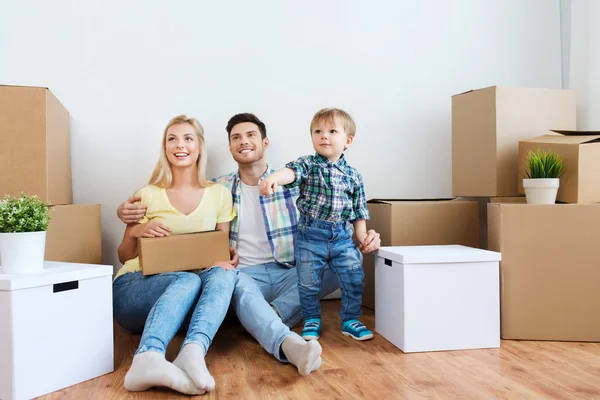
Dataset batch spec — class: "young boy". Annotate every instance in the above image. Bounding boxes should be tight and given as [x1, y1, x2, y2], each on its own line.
[259, 108, 373, 341]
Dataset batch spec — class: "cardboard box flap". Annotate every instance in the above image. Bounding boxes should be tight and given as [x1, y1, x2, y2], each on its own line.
[377, 245, 500, 265]
[522, 134, 600, 145]
[452, 85, 496, 97]
[551, 129, 600, 136]
[0, 84, 49, 90]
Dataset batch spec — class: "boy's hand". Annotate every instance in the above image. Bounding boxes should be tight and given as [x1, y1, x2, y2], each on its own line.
[358, 229, 381, 254]
[258, 176, 278, 196]
[118, 196, 147, 224]
[356, 230, 368, 248]
[131, 221, 171, 238]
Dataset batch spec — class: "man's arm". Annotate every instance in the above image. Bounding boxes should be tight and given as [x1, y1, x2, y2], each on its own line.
[117, 196, 148, 224]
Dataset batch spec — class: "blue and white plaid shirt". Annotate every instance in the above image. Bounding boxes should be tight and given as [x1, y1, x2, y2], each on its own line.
[285, 153, 369, 223]
[213, 166, 299, 266]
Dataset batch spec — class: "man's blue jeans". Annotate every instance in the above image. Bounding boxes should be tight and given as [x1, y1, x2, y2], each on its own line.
[295, 215, 364, 323]
[232, 262, 338, 362]
[113, 267, 238, 355]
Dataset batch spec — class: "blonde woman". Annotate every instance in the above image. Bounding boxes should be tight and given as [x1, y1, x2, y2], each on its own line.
[113, 115, 238, 395]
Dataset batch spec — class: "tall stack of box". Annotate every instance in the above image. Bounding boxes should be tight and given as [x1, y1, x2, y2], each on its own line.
[452, 85, 600, 342]
[0, 85, 102, 264]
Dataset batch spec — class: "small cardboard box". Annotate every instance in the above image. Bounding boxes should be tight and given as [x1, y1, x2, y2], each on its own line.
[488, 202, 600, 341]
[452, 85, 576, 197]
[363, 199, 480, 309]
[0, 85, 72, 204]
[518, 131, 600, 203]
[375, 245, 500, 353]
[139, 230, 230, 275]
[0, 262, 114, 400]
[46, 204, 102, 264]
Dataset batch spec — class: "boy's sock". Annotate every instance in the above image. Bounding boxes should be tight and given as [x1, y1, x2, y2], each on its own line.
[173, 343, 216, 392]
[124, 350, 205, 395]
[281, 334, 323, 376]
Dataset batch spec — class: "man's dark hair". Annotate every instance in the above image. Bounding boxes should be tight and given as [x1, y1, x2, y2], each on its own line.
[226, 113, 267, 141]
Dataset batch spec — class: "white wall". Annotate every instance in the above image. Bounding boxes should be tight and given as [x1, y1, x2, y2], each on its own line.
[566, 0, 600, 129]
[0, 0, 563, 269]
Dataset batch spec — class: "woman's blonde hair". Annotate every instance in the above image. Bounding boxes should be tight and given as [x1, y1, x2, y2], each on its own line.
[148, 115, 213, 188]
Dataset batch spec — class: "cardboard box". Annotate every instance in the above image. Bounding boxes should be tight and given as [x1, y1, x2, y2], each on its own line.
[139, 230, 230, 275]
[375, 245, 500, 353]
[452, 86, 576, 197]
[487, 202, 600, 341]
[0, 85, 72, 204]
[0, 262, 114, 400]
[46, 204, 102, 264]
[458, 196, 526, 249]
[518, 131, 600, 203]
[363, 199, 480, 309]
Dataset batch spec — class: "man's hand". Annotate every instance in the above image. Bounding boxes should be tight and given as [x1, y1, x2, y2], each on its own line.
[358, 229, 381, 254]
[211, 247, 239, 271]
[130, 221, 171, 238]
[229, 247, 239, 267]
[258, 176, 278, 196]
[212, 261, 237, 271]
[117, 196, 148, 224]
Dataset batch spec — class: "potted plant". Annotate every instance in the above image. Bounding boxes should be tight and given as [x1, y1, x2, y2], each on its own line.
[522, 148, 565, 205]
[0, 193, 52, 273]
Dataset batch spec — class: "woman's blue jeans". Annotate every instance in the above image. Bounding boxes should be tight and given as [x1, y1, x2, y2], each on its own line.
[113, 267, 238, 355]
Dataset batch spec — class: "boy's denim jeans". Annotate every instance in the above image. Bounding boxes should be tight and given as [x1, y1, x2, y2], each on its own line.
[233, 262, 339, 362]
[295, 214, 364, 323]
[113, 267, 238, 356]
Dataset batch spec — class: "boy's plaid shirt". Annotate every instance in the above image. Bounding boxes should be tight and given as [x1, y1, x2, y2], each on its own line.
[285, 153, 369, 223]
[213, 166, 299, 266]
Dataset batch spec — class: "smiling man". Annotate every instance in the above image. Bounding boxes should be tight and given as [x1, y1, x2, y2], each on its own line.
[117, 113, 381, 376]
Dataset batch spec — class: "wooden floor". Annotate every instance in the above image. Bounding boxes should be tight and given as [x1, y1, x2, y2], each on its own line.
[38, 300, 600, 400]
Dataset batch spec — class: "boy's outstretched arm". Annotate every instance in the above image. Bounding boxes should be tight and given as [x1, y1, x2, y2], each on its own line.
[259, 168, 296, 195]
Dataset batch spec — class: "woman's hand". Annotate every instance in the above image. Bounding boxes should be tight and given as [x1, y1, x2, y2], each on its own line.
[130, 221, 171, 238]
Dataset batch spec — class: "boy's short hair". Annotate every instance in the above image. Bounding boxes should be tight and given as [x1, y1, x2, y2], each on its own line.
[226, 113, 267, 141]
[310, 108, 356, 137]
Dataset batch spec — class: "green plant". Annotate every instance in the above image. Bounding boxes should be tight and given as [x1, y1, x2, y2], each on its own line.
[524, 148, 565, 179]
[0, 193, 52, 233]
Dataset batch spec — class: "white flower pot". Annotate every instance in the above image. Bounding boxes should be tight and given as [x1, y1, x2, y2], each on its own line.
[522, 178, 560, 205]
[0, 231, 47, 274]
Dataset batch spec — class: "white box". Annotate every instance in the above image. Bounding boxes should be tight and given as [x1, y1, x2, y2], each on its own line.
[375, 245, 501, 353]
[0, 262, 114, 400]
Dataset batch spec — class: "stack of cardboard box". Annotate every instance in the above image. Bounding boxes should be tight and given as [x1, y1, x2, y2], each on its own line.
[452, 85, 600, 342]
[0, 84, 102, 265]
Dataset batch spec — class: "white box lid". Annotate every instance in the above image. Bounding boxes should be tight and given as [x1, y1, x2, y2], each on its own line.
[0, 261, 113, 291]
[377, 245, 501, 264]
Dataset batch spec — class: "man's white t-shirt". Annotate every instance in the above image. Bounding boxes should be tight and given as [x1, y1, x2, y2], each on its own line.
[236, 181, 276, 268]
